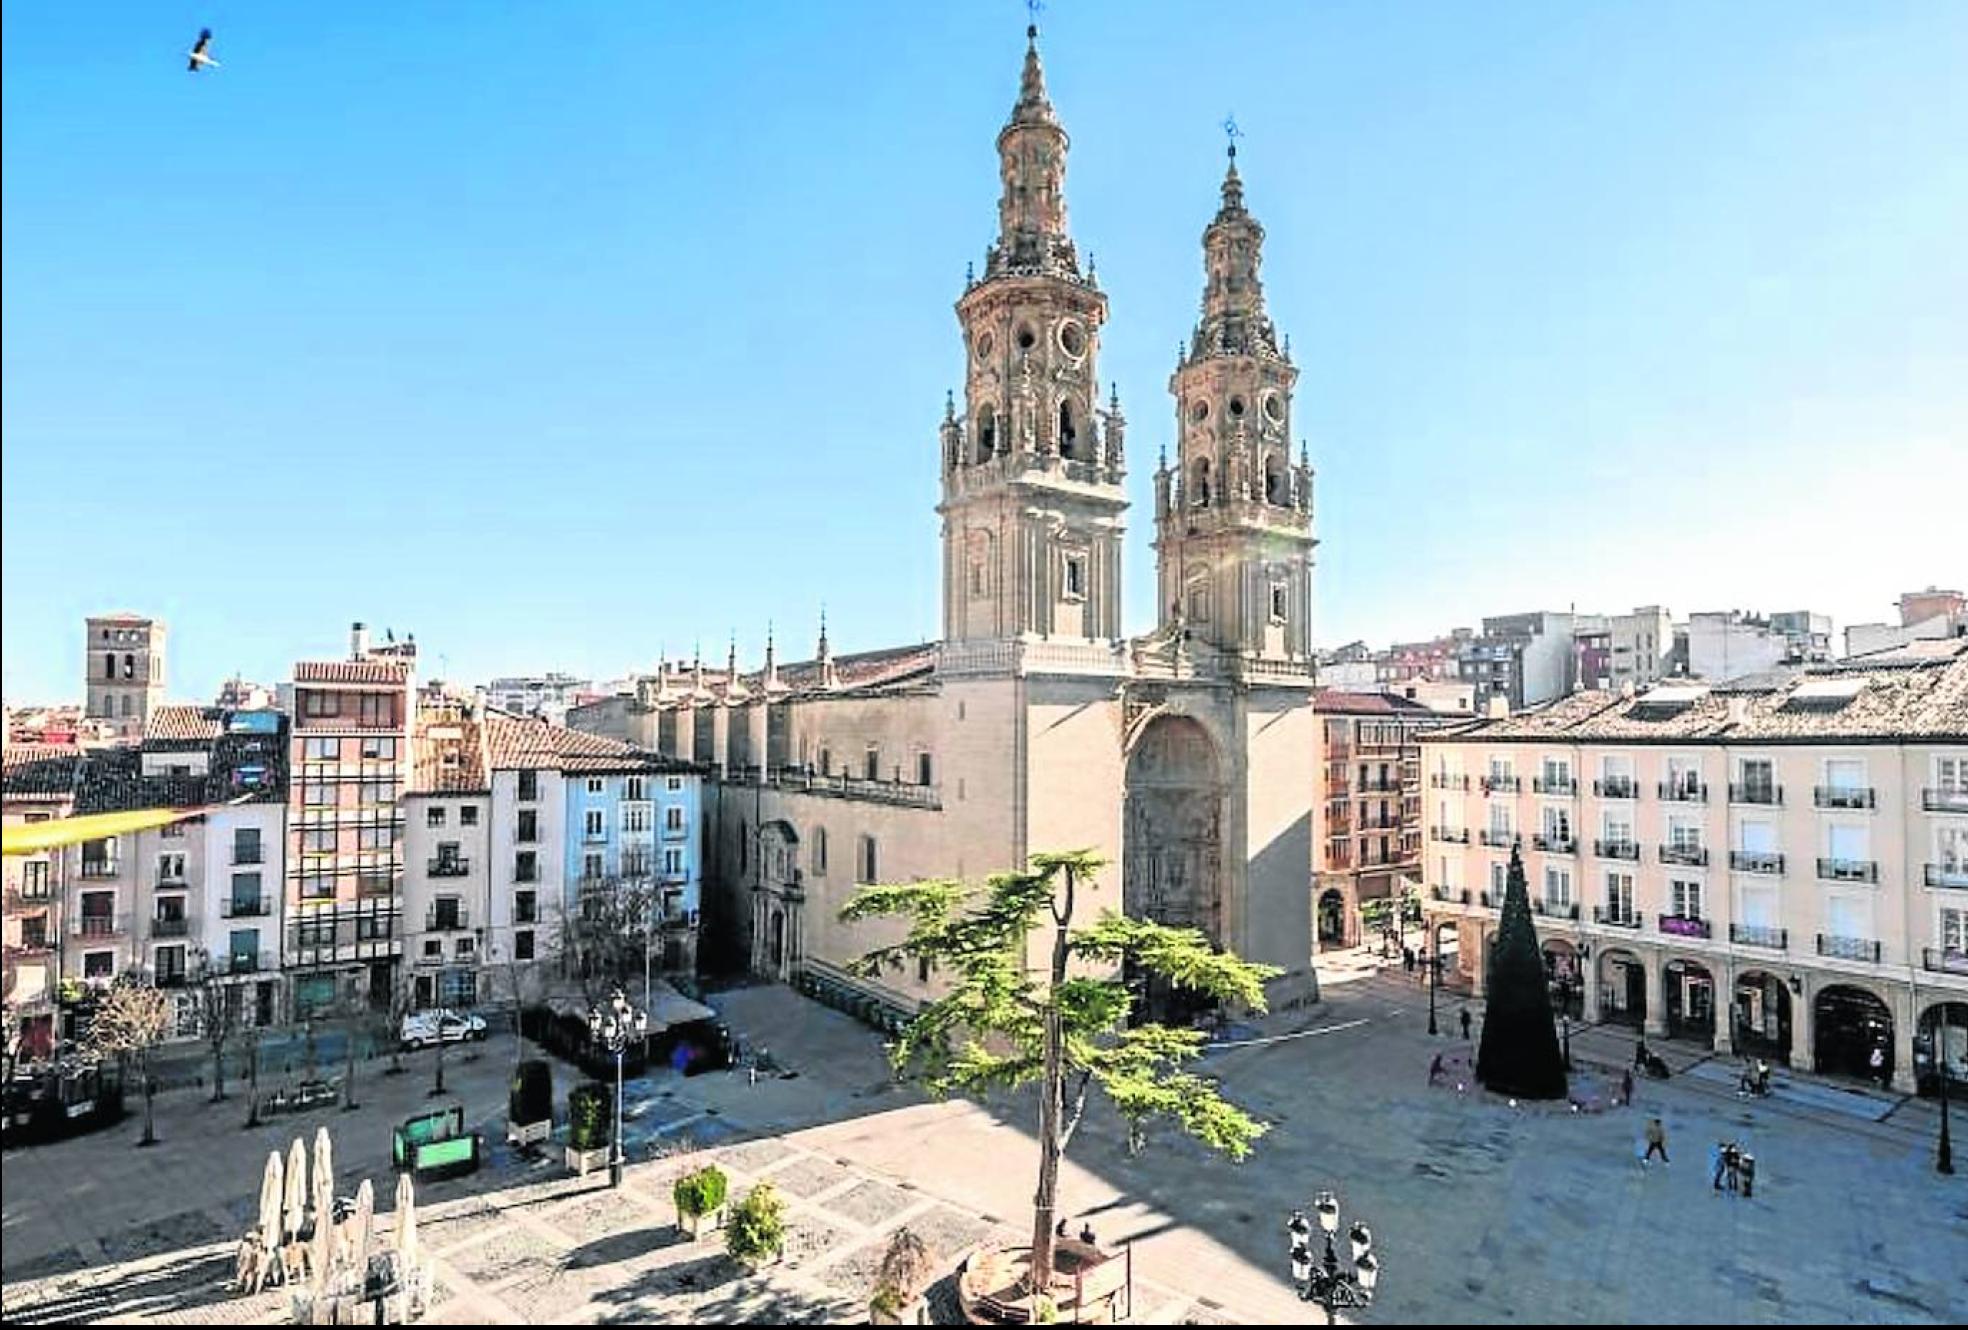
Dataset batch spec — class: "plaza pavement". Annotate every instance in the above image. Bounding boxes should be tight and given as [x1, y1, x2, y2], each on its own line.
[3, 947, 1964, 1324]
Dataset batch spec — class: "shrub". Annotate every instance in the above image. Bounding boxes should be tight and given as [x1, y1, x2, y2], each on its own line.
[1032, 1293, 1058, 1324]
[672, 1164, 729, 1218]
[869, 1284, 905, 1321]
[567, 1081, 611, 1152]
[724, 1181, 787, 1267]
[510, 1060, 553, 1126]
[876, 1227, 932, 1303]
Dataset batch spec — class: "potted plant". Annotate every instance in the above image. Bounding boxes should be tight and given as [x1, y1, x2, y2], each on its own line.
[507, 1060, 553, 1146]
[564, 1081, 611, 1177]
[671, 1164, 729, 1239]
[724, 1180, 787, 1270]
[868, 1227, 932, 1325]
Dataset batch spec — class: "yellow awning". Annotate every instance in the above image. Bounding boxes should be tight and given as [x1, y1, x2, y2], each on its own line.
[3, 805, 230, 857]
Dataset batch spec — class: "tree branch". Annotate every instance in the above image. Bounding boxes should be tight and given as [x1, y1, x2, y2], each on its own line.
[1059, 1069, 1094, 1149]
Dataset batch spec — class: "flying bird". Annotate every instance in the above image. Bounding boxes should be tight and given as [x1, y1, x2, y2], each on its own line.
[187, 28, 219, 72]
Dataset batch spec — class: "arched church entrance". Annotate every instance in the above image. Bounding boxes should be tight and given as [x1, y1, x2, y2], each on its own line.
[750, 820, 804, 984]
[1317, 889, 1348, 947]
[1123, 714, 1224, 1025]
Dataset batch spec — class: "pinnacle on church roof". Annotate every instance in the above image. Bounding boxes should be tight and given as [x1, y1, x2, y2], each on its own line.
[1008, 24, 1059, 130]
[1217, 149, 1247, 219]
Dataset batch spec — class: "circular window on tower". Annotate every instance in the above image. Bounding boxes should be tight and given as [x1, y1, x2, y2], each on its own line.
[976, 331, 995, 361]
[1229, 395, 1247, 418]
[1189, 398, 1210, 424]
[1057, 320, 1087, 359]
[1263, 392, 1285, 424]
[1016, 324, 1037, 351]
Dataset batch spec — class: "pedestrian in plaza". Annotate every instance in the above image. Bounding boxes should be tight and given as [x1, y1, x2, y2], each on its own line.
[1738, 1150, 1756, 1198]
[1403, 945, 1415, 974]
[1710, 1140, 1727, 1190]
[1620, 1067, 1635, 1107]
[1869, 1043, 1888, 1089]
[1724, 1141, 1742, 1193]
[1459, 1007, 1472, 1041]
[1642, 1116, 1669, 1165]
[1428, 1052, 1446, 1086]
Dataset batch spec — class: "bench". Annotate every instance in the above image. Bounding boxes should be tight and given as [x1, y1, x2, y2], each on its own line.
[392, 1105, 482, 1179]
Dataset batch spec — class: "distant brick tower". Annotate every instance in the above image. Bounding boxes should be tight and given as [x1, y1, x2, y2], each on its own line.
[939, 25, 1128, 648]
[85, 613, 167, 735]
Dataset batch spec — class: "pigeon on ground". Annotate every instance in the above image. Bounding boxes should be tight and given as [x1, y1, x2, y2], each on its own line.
[187, 28, 219, 72]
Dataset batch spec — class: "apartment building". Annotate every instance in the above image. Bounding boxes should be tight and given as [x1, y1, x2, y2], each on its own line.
[1419, 638, 1968, 1093]
[1687, 609, 1833, 683]
[3, 745, 82, 1060]
[1457, 612, 1575, 712]
[402, 697, 491, 1011]
[285, 632, 415, 1018]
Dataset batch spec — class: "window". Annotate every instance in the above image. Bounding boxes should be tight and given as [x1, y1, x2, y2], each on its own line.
[857, 834, 879, 884]
[424, 939, 442, 958]
[1668, 818, 1702, 852]
[299, 873, 335, 900]
[359, 735, 397, 761]
[1605, 871, 1634, 923]
[161, 819, 185, 839]
[1544, 866, 1572, 907]
[586, 777, 605, 795]
[1824, 758, 1865, 796]
[123, 653, 135, 679]
[514, 890, 537, 924]
[1938, 903, 1966, 956]
[1602, 812, 1634, 846]
[623, 804, 651, 834]
[357, 779, 396, 806]
[1936, 756, 1968, 797]
[580, 852, 602, 883]
[917, 752, 934, 786]
[302, 690, 340, 719]
[585, 809, 605, 840]
[623, 847, 651, 878]
[1488, 805, 1512, 838]
[305, 737, 340, 763]
[303, 781, 335, 808]
[233, 827, 262, 864]
[157, 852, 186, 884]
[1738, 757, 1776, 801]
[517, 810, 538, 843]
[1270, 583, 1288, 624]
[21, 860, 50, 898]
[518, 770, 539, 802]
[664, 805, 686, 834]
[813, 826, 829, 875]
[455, 937, 474, 957]
[1064, 555, 1086, 600]
[1542, 806, 1572, 843]
[918, 955, 933, 984]
[662, 847, 685, 876]
[864, 745, 881, 781]
[83, 951, 114, 980]
[515, 930, 535, 961]
[667, 776, 683, 792]
[1490, 861, 1507, 895]
[627, 776, 648, 801]
[302, 827, 335, 853]
[460, 806, 478, 826]
[1187, 583, 1210, 623]
[1671, 878, 1703, 920]
[357, 822, 393, 851]
[514, 851, 538, 883]
[1827, 823, 1869, 865]
[427, 806, 447, 828]
[356, 693, 397, 727]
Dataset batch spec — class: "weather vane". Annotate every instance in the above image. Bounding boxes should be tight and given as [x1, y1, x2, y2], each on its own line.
[1028, 0, 1045, 23]
[1223, 114, 1244, 159]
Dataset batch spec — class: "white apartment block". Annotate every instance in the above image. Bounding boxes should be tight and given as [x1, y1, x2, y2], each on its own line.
[1420, 640, 1968, 1094]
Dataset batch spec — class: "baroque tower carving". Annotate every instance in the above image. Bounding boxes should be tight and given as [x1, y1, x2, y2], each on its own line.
[939, 26, 1127, 647]
[1153, 147, 1317, 667]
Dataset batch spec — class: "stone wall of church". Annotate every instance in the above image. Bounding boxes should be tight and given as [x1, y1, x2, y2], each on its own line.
[1241, 683, 1319, 1003]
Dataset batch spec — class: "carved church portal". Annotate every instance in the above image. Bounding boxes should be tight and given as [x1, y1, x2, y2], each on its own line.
[1123, 714, 1224, 1025]
[750, 821, 804, 984]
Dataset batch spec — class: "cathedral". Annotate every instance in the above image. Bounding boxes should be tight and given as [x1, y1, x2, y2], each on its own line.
[574, 26, 1321, 1016]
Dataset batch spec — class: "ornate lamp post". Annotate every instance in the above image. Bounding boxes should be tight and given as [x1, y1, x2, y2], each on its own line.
[1939, 1003, 1955, 1176]
[587, 987, 647, 1189]
[1289, 1192, 1379, 1324]
[1427, 941, 1441, 1037]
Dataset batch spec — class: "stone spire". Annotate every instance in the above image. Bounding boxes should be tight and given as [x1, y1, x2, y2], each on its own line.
[1008, 25, 1059, 130]
[763, 621, 788, 696]
[816, 607, 839, 691]
[1191, 142, 1282, 362]
[990, 24, 1077, 278]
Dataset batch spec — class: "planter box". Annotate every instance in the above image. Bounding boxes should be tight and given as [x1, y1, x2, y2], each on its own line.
[869, 1295, 929, 1325]
[566, 1144, 610, 1178]
[507, 1118, 552, 1147]
[676, 1204, 726, 1240]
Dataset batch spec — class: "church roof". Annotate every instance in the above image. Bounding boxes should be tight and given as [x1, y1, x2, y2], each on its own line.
[480, 709, 698, 775]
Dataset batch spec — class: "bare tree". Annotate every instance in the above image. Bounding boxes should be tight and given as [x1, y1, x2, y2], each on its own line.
[194, 958, 241, 1102]
[550, 877, 657, 1007]
[86, 978, 174, 1147]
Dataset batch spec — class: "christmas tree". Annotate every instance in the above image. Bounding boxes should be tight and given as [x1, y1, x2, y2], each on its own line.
[1475, 842, 1568, 1099]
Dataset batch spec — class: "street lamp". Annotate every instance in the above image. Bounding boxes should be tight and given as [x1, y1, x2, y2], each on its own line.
[1289, 1191, 1380, 1324]
[1427, 942, 1441, 1036]
[588, 987, 647, 1189]
[1939, 1004, 1955, 1176]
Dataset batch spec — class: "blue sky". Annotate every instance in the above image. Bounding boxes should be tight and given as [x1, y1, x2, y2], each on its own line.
[4, 2, 1962, 702]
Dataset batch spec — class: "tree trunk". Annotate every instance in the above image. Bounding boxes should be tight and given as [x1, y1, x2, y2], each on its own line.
[139, 1052, 156, 1146]
[1028, 863, 1077, 1296]
[211, 1040, 227, 1102]
[343, 1022, 359, 1110]
[433, 1038, 446, 1097]
[245, 1042, 261, 1128]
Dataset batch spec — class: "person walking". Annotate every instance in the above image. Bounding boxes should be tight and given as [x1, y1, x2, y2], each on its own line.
[1643, 1116, 1669, 1165]
[1869, 1043, 1888, 1090]
[1738, 1150, 1756, 1198]
[1428, 1052, 1446, 1086]
[1459, 1007, 1473, 1040]
[1634, 1037, 1650, 1070]
[1403, 945, 1415, 974]
[1620, 1067, 1636, 1107]
[1723, 1141, 1742, 1193]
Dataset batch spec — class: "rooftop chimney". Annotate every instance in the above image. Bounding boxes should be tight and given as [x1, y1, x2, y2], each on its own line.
[1726, 696, 1749, 728]
[1485, 695, 1510, 720]
[350, 621, 370, 660]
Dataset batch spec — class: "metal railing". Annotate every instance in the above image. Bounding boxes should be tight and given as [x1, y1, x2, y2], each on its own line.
[70, 914, 126, 938]
[228, 950, 270, 975]
[1533, 776, 1577, 795]
[1816, 933, 1881, 963]
[1593, 778, 1638, 799]
[1430, 827, 1471, 844]
[1924, 863, 1968, 890]
[1532, 899, 1580, 920]
[222, 896, 272, 918]
[1594, 839, 1640, 861]
[1730, 924, 1787, 950]
[1729, 783, 1782, 806]
[1532, 833, 1577, 853]
[1657, 782, 1707, 803]
[427, 857, 471, 877]
[233, 846, 265, 866]
[1922, 947, 1968, 975]
[150, 915, 191, 939]
[1481, 775, 1522, 794]
[79, 858, 120, 880]
[1479, 829, 1517, 848]
[1657, 913, 1711, 939]
[1816, 857, 1878, 884]
[1813, 786, 1875, 810]
[424, 906, 471, 931]
[1922, 788, 1968, 813]
[1729, 851, 1784, 875]
[1430, 774, 1470, 791]
[1658, 844, 1708, 867]
[1592, 906, 1641, 929]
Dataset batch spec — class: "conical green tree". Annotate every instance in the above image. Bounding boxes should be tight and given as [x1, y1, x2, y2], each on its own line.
[1474, 842, 1568, 1099]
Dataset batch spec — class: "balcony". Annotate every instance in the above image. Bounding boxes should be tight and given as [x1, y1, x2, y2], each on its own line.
[1430, 774, 1470, 791]
[1357, 778, 1403, 793]
[1478, 829, 1517, 848]
[1593, 778, 1638, 800]
[1533, 776, 1577, 795]
[6, 882, 53, 906]
[155, 969, 190, 990]
[222, 895, 272, 918]
[1657, 782, 1708, 803]
[1729, 783, 1783, 806]
[70, 914, 126, 939]
[1594, 839, 1641, 861]
[427, 856, 471, 878]
[1814, 786, 1875, 810]
[1922, 947, 1968, 976]
[1729, 850, 1784, 875]
[233, 847, 265, 866]
[1592, 906, 1642, 929]
[1532, 834, 1577, 854]
[228, 950, 270, 976]
[1430, 827, 1471, 844]
[1658, 844, 1709, 867]
[1730, 923, 1788, 951]
[1816, 933, 1882, 963]
[424, 906, 471, 932]
[1923, 788, 1968, 813]
[1816, 857, 1878, 884]
[1481, 775, 1522, 795]
[155, 872, 188, 890]
[79, 858, 121, 880]
[1657, 914, 1711, 940]
[757, 767, 944, 811]
[1924, 863, 1968, 890]
[150, 915, 191, 939]
[1479, 890, 1503, 909]
[1532, 899, 1580, 921]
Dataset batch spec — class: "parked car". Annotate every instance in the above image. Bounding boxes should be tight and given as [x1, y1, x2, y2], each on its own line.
[400, 1009, 487, 1051]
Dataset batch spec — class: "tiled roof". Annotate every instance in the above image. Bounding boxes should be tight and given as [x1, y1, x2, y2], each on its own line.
[411, 716, 489, 794]
[145, 705, 226, 743]
[647, 642, 939, 705]
[294, 659, 412, 686]
[481, 710, 698, 774]
[1423, 645, 1968, 745]
[1314, 689, 1444, 717]
[2, 745, 83, 800]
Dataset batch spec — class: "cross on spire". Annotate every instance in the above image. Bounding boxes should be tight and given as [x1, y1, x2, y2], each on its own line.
[1222, 113, 1244, 160]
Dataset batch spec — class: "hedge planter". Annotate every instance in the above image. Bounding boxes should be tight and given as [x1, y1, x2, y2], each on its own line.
[672, 1165, 729, 1240]
[566, 1080, 611, 1177]
[566, 1143, 610, 1177]
[724, 1181, 787, 1270]
[508, 1060, 553, 1146]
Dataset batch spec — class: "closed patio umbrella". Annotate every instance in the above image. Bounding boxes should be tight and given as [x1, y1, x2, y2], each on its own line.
[257, 1150, 285, 1263]
[310, 1165, 336, 1292]
[394, 1172, 419, 1275]
[349, 1179, 375, 1280]
[283, 1137, 308, 1247]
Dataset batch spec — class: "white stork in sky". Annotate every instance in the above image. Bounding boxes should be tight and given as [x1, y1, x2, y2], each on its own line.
[187, 28, 219, 72]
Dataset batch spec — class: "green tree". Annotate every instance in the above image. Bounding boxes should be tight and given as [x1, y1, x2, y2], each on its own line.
[844, 850, 1276, 1295]
[1474, 843, 1568, 1099]
[87, 977, 173, 1146]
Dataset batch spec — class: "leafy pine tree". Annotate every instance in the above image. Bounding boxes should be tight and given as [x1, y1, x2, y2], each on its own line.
[1474, 843, 1568, 1099]
[844, 850, 1277, 1294]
